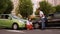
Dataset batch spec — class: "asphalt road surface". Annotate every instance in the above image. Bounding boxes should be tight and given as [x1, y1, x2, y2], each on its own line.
[0, 23, 60, 34]
[0, 28, 60, 34]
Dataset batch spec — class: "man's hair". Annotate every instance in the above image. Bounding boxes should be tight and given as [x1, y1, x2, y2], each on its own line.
[37, 7, 40, 10]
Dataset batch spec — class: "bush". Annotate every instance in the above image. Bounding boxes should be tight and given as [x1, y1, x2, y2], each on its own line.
[0, 0, 13, 14]
[54, 5, 60, 13]
[49, 7, 56, 14]
[35, 10, 39, 15]
[19, 0, 33, 18]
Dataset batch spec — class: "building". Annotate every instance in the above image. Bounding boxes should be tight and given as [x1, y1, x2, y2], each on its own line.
[46, 0, 60, 6]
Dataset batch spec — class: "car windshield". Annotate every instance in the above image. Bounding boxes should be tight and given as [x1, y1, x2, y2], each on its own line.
[11, 14, 26, 21]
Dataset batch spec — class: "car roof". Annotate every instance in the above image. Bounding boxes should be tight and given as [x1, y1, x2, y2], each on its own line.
[0, 14, 10, 15]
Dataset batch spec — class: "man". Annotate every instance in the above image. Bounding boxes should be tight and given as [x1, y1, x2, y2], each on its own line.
[37, 8, 46, 30]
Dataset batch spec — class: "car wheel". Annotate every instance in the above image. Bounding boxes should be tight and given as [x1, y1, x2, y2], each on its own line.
[12, 23, 19, 30]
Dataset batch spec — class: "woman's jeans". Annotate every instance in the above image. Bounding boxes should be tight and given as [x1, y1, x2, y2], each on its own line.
[41, 18, 45, 29]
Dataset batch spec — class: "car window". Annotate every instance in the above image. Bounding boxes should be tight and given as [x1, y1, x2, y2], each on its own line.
[11, 15, 22, 19]
[0, 15, 9, 19]
[11, 15, 20, 19]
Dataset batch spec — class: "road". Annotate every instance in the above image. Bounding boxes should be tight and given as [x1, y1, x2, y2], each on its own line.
[0, 23, 60, 34]
[0, 28, 60, 34]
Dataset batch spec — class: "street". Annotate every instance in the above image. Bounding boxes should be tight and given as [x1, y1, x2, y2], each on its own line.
[0, 28, 60, 34]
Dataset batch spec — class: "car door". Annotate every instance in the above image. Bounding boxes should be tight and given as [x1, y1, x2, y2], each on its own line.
[3, 15, 13, 27]
[0, 14, 12, 27]
[0, 15, 6, 27]
[0, 15, 3, 27]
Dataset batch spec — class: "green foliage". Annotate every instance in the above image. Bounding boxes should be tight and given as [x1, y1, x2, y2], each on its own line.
[19, 0, 33, 18]
[0, 0, 13, 14]
[54, 5, 60, 13]
[49, 7, 56, 14]
[39, 1, 55, 16]
[35, 11, 39, 15]
[35, 10, 39, 15]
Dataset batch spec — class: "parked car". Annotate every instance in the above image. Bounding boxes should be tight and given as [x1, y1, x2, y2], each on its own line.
[52, 12, 60, 19]
[48, 12, 60, 22]
[0, 14, 27, 30]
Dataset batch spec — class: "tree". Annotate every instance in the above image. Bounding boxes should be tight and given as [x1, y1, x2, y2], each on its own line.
[19, 0, 33, 18]
[0, 0, 13, 14]
[54, 5, 60, 13]
[39, 1, 55, 16]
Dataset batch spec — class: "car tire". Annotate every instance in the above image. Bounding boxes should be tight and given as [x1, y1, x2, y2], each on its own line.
[12, 23, 19, 30]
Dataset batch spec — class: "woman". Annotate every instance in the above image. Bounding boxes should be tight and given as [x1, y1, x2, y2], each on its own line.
[26, 18, 33, 30]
